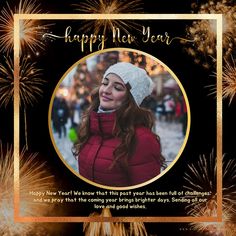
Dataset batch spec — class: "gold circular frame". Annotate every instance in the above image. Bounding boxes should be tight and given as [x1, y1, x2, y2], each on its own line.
[48, 47, 191, 190]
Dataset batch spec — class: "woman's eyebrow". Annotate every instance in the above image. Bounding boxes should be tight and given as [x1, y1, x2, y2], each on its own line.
[103, 77, 125, 88]
[114, 81, 126, 88]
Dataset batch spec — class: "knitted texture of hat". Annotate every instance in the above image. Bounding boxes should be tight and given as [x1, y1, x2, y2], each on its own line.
[103, 62, 154, 106]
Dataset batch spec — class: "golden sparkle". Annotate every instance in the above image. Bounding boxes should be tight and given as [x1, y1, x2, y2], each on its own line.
[206, 56, 236, 105]
[83, 209, 114, 236]
[0, 56, 44, 108]
[83, 208, 148, 235]
[184, 151, 236, 234]
[72, 0, 143, 35]
[184, 0, 236, 67]
[129, 222, 148, 236]
[0, 0, 48, 55]
[0, 56, 44, 149]
[222, 58, 236, 104]
[0, 142, 54, 235]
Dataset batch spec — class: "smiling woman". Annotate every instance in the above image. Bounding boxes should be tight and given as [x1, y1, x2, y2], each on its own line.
[73, 62, 163, 188]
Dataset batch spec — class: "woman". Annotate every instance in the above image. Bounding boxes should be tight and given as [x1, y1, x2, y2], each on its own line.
[74, 62, 163, 187]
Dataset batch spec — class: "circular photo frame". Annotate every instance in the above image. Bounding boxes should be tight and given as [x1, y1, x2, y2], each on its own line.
[48, 48, 190, 190]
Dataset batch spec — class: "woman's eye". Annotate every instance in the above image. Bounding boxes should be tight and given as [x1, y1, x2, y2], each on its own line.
[102, 82, 108, 86]
[114, 86, 123, 91]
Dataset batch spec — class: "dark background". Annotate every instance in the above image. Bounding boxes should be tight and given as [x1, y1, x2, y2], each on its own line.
[0, 0, 235, 235]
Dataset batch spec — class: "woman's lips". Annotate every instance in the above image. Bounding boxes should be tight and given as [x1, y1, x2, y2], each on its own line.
[101, 95, 112, 101]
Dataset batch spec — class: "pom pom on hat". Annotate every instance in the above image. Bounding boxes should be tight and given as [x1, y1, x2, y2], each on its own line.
[103, 62, 154, 106]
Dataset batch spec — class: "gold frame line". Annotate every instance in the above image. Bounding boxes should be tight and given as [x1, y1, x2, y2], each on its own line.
[216, 14, 223, 219]
[13, 14, 20, 221]
[13, 13, 222, 223]
[17, 13, 220, 20]
[15, 216, 221, 223]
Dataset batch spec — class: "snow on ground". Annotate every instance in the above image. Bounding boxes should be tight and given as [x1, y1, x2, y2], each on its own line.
[155, 119, 184, 167]
[52, 116, 185, 174]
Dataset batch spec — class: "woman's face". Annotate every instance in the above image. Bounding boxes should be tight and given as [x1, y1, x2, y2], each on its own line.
[99, 73, 127, 110]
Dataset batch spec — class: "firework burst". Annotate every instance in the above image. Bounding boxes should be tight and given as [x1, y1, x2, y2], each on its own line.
[188, 199, 234, 233]
[184, 151, 216, 197]
[83, 208, 115, 236]
[0, 0, 48, 55]
[83, 208, 148, 236]
[184, 151, 236, 234]
[0, 142, 54, 235]
[0, 56, 45, 149]
[222, 58, 236, 104]
[205, 56, 236, 105]
[129, 222, 147, 236]
[0, 56, 44, 108]
[184, 0, 236, 68]
[72, 0, 143, 35]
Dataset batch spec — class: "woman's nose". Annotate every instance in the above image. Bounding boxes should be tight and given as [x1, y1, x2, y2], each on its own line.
[103, 84, 112, 93]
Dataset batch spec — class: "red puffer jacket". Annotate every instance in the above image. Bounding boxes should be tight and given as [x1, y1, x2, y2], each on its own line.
[78, 111, 161, 187]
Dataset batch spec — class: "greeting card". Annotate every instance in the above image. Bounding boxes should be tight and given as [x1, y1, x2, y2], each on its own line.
[0, 0, 235, 235]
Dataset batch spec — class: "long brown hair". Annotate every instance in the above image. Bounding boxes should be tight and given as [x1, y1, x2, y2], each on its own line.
[73, 86, 166, 169]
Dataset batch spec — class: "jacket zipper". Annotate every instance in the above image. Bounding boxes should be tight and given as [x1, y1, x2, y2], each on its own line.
[91, 115, 103, 181]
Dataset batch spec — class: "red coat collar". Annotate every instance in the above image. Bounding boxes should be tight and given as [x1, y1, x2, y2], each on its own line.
[90, 111, 116, 137]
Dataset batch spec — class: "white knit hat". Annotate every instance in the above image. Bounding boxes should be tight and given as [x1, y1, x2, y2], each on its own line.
[103, 62, 154, 106]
